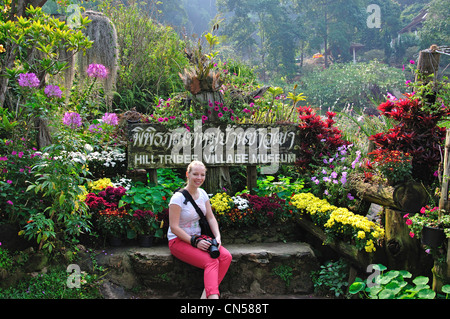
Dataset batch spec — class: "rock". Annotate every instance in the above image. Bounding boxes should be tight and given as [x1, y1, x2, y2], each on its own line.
[99, 280, 132, 299]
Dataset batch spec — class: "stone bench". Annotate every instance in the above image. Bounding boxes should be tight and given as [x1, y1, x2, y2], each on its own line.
[93, 242, 319, 298]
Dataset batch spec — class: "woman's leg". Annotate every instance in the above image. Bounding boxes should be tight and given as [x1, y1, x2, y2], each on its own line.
[169, 238, 232, 298]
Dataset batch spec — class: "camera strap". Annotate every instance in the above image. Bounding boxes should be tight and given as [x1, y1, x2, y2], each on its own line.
[179, 189, 215, 238]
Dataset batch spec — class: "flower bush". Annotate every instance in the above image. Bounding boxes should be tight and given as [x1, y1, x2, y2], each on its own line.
[22, 144, 91, 253]
[368, 149, 413, 185]
[211, 192, 287, 228]
[290, 192, 385, 252]
[130, 210, 163, 238]
[309, 143, 361, 209]
[295, 106, 348, 172]
[369, 95, 447, 185]
[97, 208, 128, 238]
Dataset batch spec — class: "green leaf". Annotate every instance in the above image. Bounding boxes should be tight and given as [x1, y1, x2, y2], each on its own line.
[349, 281, 365, 294]
[373, 264, 387, 272]
[59, 192, 65, 207]
[134, 194, 146, 205]
[417, 288, 436, 299]
[441, 285, 450, 294]
[379, 271, 399, 285]
[385, 281, 402, 296]
[378, 288, 395, 299]
[413, 276, 429, 286]
[399, 270, 412, 279]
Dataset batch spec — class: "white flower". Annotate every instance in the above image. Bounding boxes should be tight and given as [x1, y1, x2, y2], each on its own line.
[232, 196, 249, 210]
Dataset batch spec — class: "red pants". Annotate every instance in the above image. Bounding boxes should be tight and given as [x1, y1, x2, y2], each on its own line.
[169, 237, 232, 297]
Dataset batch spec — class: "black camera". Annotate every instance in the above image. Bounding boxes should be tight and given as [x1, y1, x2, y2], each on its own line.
[207, 238, 220, 259]
[192, 235, 220, 259]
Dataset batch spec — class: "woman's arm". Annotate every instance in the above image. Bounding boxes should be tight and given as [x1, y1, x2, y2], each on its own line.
[168, 204, 193, 244]
[205, 200, 221, 246]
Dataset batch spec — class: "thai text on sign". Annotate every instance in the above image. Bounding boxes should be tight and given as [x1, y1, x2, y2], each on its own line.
[128, 121, 300, 173]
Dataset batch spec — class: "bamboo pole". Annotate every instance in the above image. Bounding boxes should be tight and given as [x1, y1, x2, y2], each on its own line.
[439, 129, 450, 218]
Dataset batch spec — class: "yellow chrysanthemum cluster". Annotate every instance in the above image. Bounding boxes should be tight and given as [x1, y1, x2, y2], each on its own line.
[291, 193, 385, 253]
[77, 185, 88, 202]
[88, 178, 114, 191]
[210, 192, 233, 215]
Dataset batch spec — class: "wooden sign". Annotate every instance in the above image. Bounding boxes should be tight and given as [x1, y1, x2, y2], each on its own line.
[127, 121, 301, 171]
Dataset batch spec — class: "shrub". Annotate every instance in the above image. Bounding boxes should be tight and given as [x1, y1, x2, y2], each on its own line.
[295, 106, 348, 172]
[312, 259, 349, 298]
[369, 95, 446, 184]
[298, 61, 406, 111]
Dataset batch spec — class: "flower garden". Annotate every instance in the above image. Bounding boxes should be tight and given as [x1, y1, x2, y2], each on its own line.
[1, 0, 450, 300]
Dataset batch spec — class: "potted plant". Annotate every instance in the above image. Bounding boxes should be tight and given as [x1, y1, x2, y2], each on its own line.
[404, 206, 448, 248]
[130, 209, 163, 247]
[97, 207, 128, 246]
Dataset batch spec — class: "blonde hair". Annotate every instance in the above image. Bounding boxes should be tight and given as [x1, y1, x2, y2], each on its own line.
[187, 160, 206, 173]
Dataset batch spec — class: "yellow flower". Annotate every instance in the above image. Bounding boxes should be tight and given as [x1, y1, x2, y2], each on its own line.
[365, 239, 375, 252]
[0, 44, 5, 53]
[210, 192, 233, 214]
[291, 192, 384, 253]
[77, 185, 88, 202]
[88, 178, 113, 191]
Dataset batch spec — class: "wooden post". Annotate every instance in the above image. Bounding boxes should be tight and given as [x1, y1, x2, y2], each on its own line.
[147, 168, 158, 185]
[416, 45, 441, 84]
[384, 208, 423, 274]
[415, 45, 441, 106]
[247, 166, 257, 195]
[435, 129, 450, 292]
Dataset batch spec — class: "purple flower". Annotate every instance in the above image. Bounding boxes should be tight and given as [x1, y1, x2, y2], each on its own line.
[331, 171, 338, 179]
[63, 111, 82, 129]
[18, 73, 40, 88]
[86, 64, 109, 79]
[347, 193, 355, 201]
[44, 85, 63, 98]
[88, 124, 103, 133]
[102, 113, 119, 126]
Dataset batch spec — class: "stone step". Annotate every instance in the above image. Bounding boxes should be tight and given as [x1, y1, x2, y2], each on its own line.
[93, 242, 319, 298]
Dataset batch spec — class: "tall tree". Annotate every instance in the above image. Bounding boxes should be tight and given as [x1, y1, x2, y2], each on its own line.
[419, 0, 450, 48]
[297, 0, 365, 67]
[217, 0, 302, 80]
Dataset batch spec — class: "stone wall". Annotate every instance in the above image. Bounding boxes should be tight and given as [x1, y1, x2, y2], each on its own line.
[94, 242, 319, 298]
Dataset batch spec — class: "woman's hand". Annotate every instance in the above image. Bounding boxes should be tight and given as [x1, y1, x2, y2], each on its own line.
[215, 235, 221, 248]
[197, 239, 212, 251]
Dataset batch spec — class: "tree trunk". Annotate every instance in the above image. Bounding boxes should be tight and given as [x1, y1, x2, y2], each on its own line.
[36, 117, 52, 149]
[384, 208, 427, 276]
[192, 90, 231, 194]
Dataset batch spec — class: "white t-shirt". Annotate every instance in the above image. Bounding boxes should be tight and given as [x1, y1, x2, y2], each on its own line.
[167, 188, 209, 241]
